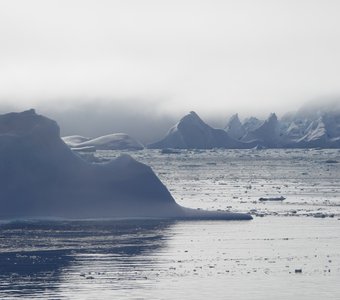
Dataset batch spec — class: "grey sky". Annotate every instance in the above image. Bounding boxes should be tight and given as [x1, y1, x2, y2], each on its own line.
[1, 0, 340, 140]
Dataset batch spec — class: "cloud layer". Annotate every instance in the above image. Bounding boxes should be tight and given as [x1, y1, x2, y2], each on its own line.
[1, 0, 340, 140]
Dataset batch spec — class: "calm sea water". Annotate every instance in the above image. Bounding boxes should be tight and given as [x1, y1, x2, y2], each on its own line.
[1, 149, 339, 299]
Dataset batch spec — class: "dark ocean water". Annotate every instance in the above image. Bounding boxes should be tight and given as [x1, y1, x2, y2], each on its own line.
[0, 218, 339, 299]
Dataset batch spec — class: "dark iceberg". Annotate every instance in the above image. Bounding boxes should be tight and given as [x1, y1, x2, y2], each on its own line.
[148, 111, 254, 149]
[0, 109, 251, 220]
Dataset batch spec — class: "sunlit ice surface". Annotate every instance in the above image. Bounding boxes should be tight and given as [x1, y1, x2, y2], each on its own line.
[0, 149, 339, 299]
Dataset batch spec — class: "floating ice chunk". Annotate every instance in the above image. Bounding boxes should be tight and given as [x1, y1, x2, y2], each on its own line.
[259, 196, 286, 201]
[161, 148, 181, 154]
[325, 159, 338, 164]
[253, 144, 267, 150]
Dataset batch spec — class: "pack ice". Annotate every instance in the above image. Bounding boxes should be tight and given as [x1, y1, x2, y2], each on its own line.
[0, 109, 251, 220]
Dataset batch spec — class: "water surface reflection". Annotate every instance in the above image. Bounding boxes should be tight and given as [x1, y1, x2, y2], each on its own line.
[0, 220, 174, 299]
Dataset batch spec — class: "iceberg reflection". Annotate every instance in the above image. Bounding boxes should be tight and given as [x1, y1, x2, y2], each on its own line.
[0, 220, 174, 299]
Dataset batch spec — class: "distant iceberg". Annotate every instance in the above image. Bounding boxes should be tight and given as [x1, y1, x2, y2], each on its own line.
[0, 109, 251, 221]
[279, 104, 340, 148]
[241, 113, 280, 148]
[63, 133, 144, 150]
[148, 111, 255, 149]
[62, 135, 91, 147]
[149, 104, 340, 149]
[224, 113, 246, 140]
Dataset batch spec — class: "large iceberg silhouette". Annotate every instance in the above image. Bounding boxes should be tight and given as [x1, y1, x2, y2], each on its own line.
[0, 109, 251, 220]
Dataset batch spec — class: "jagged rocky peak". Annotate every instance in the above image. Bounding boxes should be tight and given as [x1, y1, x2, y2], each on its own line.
[225, 113, 246, 140]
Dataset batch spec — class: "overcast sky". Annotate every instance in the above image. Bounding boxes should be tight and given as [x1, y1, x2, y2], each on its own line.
[1, 0, 340, 140]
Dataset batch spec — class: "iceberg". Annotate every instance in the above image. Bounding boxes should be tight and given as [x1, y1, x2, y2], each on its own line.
[0, 109, 251, 221]
[148, 103, 340, 150]
[222, 101, 340, 149]
[148, 111, 254, 149]
[62, 135, 90, 147]
[242, 113, 280, 147]
[242, 116, 262, 133]
[224, 113, 246, 140]
[278, 101, 340, 148]
[63, 133, 144, 150]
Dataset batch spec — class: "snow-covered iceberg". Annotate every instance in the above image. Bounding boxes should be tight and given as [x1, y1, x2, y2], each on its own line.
[63, 133, 144, 150]
[0, 109, 251, 220]
[279, 103, 340, 148]
[224, 101, 340, 149]
[62, 135, 91, 147]
[148, 111, 254, 149]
